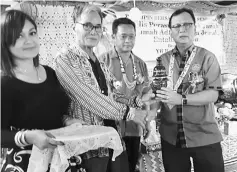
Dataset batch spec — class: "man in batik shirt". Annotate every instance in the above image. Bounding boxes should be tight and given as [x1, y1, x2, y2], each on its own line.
[100, 17, 156, 172]
[155, 8, 224, 172]
[55, 4, 153, 172]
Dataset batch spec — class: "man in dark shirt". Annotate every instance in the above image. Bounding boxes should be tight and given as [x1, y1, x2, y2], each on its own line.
[155, 8, 224, 172]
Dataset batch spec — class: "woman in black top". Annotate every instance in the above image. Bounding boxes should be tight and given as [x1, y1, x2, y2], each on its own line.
[1, 10, 70, 172]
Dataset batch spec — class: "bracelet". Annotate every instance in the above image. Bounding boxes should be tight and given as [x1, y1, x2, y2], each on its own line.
[21, 130, 30, 146]
[135, 96, 144, 108]
[14, 131, 20, 146]
[182, 94, 187, 105]
[15, 131, 24, 147]
[14, 130, 30, 147]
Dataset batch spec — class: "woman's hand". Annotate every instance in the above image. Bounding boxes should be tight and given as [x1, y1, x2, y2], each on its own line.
[25, 130, 64, 150]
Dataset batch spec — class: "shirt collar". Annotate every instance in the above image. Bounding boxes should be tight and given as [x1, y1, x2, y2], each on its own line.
[172, 44, 195, 57]
[70, 43, 97, 61]
[110, 47, 119, 59]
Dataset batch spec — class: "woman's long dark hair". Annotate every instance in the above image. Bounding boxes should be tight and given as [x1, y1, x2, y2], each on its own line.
[1, 10, 39, 77]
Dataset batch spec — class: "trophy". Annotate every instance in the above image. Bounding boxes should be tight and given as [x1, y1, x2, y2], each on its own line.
[151, 57, 168, 93]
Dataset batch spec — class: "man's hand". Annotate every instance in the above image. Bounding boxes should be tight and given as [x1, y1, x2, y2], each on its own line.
[132, 108, 147, 130]
[146, 105, 158, 121]
[65, 118, 88, 126]
[141, 89, 160, 106]
[25, 130, 64, 150]
[143, 102, 159, 140]
[156, 87, 182, 105]
[143, 121, 152, 140]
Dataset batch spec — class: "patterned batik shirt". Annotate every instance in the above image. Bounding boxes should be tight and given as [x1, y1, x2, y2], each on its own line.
[55, 44, 130, 159]
[100, 47, 150, 137]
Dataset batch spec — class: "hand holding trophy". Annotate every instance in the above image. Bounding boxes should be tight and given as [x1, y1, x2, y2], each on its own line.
[151, 56, 168, 93]
[143, 57, 168, 140]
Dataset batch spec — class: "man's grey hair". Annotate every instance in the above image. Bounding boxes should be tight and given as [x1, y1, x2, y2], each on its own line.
[72, 3, 103, 23]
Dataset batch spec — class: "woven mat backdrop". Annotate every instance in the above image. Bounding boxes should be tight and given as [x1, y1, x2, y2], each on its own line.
[33, 1, 113, 68]
[36, 3, 74, 68]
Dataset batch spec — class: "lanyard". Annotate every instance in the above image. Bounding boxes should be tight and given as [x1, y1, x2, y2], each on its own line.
[167, 47, 197, 109]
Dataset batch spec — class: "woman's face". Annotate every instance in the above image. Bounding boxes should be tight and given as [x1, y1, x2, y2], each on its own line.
[9, 19, 40, 61]
[75, 11, 103, 48]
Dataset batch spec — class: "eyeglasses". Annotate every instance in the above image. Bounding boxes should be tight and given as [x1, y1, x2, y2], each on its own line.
[77, 22, 102, 32]
[118, 34, 136, 41]
[171, 23, 194, 30]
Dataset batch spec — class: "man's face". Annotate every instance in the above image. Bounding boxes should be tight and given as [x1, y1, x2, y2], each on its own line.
[74, 11, 103, 48]
[170, 12, 196, 46]
[113, 24, 136, 53]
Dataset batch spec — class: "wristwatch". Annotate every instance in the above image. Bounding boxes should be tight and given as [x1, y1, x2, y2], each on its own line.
[182, 94, 187, 105]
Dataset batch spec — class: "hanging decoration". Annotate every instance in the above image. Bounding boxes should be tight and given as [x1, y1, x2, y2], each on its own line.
[113, 1, 237, 15]
[5, 1, 38, 20]
[20, 1, 38, 20]
[216, 14, 226, 25]
[129, 0, 142, 21]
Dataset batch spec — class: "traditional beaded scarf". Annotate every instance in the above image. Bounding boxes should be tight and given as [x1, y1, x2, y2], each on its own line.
[114, 48, 144, 91]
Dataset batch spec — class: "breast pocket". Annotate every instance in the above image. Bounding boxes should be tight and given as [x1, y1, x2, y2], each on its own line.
[183, 105, 205, 124]
[183, 73, 205, 94]
[195, 81, 204, 93]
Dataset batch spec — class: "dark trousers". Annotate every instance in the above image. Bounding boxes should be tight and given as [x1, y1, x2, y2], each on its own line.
[72, 150, 129, 172]
[161, 139, 224, 172]
[123, 136, 141, 172]
[106, 150, 130, 172]
[72, 156, 109, 172]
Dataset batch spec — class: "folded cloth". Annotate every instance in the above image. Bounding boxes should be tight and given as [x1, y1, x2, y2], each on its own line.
[27, 123, 123, 172]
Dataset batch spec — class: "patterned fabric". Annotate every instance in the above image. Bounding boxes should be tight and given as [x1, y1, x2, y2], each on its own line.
[137, 151, 164, 172]
[27, 124, 123, 172]
[54, 44, 131, 159]
[172, 46, 194, 148]
[100, 47, 150, 136]
[176, 54, 188, 148]
[88, 56, 119, 145]
[1, 147, 32, 172]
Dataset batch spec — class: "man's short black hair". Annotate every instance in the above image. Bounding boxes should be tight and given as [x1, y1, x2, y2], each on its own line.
[112, 17, 136, 34]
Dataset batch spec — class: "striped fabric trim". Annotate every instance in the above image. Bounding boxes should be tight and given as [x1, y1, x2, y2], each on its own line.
[176, 53, 188, 148]
[205, 86, 223, 90]
[204, 86, 223, 97]
[55, 46, 128, 123]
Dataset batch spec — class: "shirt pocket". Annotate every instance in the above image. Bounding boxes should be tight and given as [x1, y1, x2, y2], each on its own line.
[183, 105, 205, 124]
[183, 72, 205, 94]
[195, 81, 205, 93]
